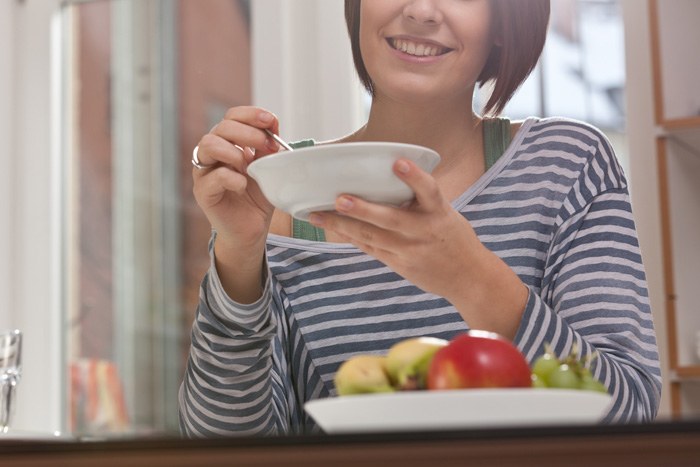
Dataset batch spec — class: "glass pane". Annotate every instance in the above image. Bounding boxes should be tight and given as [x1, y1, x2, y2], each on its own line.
[59, 0, 252, 437]
[505, 0, 626, 126]
[503, 0, 629, 175]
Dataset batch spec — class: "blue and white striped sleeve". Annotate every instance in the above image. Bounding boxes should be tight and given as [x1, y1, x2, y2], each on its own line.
[178, 233, 294, 436]
[514, 129, 662, 423]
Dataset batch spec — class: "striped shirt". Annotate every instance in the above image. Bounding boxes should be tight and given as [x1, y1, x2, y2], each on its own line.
[179, 117, 662, 436]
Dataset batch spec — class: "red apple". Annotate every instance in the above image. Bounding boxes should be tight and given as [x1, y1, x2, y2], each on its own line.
[427, 330, 532, 390]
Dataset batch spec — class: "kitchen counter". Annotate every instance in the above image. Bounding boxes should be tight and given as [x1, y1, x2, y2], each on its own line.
[1, 420, 700, 466]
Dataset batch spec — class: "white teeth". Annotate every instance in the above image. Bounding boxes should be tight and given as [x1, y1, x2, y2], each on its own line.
[391, 39, 445, 57]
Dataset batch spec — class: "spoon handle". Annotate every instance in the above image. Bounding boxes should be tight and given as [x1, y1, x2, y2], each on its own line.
[264, 129, 294, 152]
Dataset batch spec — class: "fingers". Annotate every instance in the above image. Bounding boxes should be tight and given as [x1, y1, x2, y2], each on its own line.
[333, 196, 405, 232]
[392, 159, 443, 212]
[224, 106, 279, 135]
[211, 118, 279, 154]
[192, 165, 249, 207]
[313, 210, 399, 258]
[193, 134, 247, 175]
[221, 106, 281, 151]
[195, 107, 282, 169]
[312, 158, 444, 230]
[307, 159, 449, 253]
[310, 201, 405, 253]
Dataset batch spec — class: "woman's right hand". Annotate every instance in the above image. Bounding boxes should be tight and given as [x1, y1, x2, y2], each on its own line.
[192, 106, 282, 250]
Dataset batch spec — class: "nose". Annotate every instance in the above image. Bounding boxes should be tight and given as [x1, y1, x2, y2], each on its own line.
[403, 0, 443, 25]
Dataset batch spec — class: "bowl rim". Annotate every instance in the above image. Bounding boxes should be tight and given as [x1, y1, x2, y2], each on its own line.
[247, 141, 440, 172]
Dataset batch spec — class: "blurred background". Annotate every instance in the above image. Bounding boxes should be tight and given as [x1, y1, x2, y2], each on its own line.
[0, 0, 697, 437]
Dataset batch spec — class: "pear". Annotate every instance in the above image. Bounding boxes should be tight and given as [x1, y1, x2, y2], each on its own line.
[334, 355, 395, 396]
[385, 337, 448, 390]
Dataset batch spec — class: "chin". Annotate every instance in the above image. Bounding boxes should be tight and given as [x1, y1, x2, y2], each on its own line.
[377, 83, 463, 108]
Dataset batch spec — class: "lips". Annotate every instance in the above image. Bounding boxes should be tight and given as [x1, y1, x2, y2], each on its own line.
[387, 37, 452, 57]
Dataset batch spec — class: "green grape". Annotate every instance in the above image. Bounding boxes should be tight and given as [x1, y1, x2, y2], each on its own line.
[532, 353, 559, 380]
[534, 343, 609, 393]
[531, 373, 547, 388]
[546, 364, 580, 389]
[580, 373, 607, 393]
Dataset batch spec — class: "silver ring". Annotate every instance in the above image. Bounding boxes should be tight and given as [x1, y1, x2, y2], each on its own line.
[191, 146, 214, 170]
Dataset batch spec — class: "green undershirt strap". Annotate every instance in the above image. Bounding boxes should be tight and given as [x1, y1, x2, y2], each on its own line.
[483, 117, 511, 171]
[287, 139, 327, 242]
[292, 217, 327, 242]
[291, 118, 511, 242]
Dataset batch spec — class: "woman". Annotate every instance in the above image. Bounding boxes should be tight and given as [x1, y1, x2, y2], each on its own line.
[180, 0, 661, 436]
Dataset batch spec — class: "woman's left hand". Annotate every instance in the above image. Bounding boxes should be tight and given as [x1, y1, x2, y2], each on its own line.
[308, 158, 528, 338]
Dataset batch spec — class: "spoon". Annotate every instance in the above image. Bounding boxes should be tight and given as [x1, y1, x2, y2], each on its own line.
[265, 129, 294, 152]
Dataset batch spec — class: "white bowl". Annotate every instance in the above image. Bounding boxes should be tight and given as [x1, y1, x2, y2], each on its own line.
[247, 142, 440, 220]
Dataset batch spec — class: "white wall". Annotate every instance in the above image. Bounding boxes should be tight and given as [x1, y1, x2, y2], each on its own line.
[0, 0, 64, 433]
[0, 0, 16, 334]
[251, 0, 364, 142]
[621, 0, 670, 418]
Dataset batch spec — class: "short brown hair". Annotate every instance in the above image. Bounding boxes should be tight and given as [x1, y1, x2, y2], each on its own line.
[344, 0, 551, 115]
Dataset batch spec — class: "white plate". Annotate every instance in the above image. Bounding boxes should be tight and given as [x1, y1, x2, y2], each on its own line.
[304, 388, 613, 434]
[247, 142, 440, 220]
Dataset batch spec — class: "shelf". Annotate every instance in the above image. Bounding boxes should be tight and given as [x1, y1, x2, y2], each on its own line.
[650, 0, 700, 418]
[657, 137, 700, 368]
[675, 366, 700, 380]
[661, 117, 700, 132]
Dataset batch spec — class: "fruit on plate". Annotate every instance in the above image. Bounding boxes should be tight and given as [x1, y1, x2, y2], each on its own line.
[334, 355, 395, 396]
[427, 330, 532, 390]
[385, 337, 448, 390]
[531, 344, 607, 393]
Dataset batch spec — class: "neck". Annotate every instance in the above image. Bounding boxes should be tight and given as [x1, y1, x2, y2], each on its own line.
[346, 93, 484, 173]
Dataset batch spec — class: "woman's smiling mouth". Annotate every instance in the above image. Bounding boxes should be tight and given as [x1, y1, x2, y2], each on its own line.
[387, 37, 452, 57]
